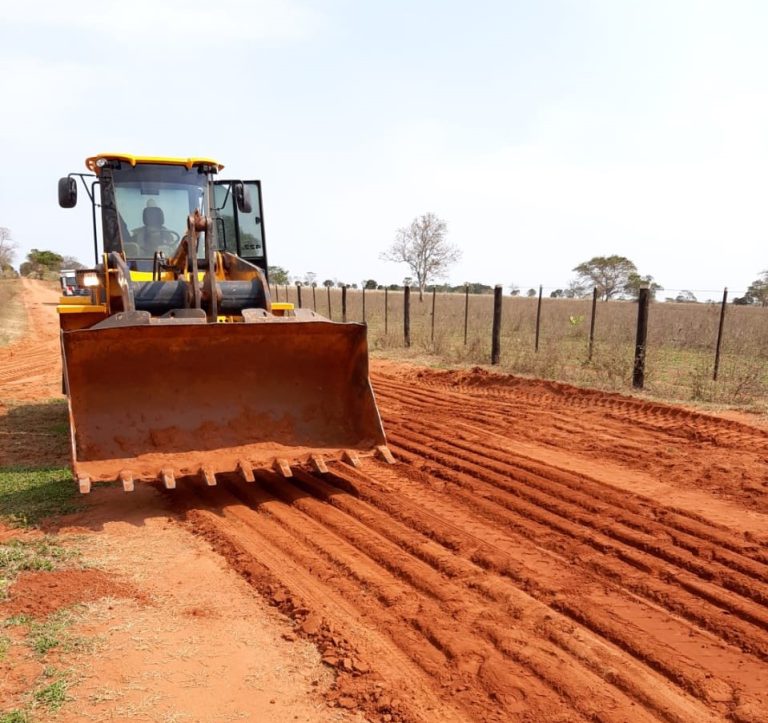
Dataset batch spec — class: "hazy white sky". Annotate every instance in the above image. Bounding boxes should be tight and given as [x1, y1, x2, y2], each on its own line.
[1, 0, 766, 298]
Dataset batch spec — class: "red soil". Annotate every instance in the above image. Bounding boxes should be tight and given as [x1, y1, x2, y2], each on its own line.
[1, 568, 141, 618]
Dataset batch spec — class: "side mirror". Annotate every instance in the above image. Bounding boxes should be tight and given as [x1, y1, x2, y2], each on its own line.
[233, 182, 252, 214]
[58, 177, 78, 208]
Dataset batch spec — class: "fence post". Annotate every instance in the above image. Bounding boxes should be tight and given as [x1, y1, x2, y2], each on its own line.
[296, 283, 302, 308]
[632, 287, 650, 389]
[342, 285, 347, 323]
[274, 284, 279, 302]
[588, 286, 598, 361]
[384, 287, 388, 334]
[312, 284, 317, 311]
[463, 284, 469, 345]
[404, 285, 411, 347]
[431, 287, 436, 343]
[713, 287, 728, 381]
[284, 285, 289, 303]
[535, 284, 543, 352]
[362, 286, 366, 322]
[326, 285, 332, 319]
[491, 285, 502, 365]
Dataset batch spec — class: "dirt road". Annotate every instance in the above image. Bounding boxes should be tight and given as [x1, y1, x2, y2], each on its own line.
[3, 279, 768, 721]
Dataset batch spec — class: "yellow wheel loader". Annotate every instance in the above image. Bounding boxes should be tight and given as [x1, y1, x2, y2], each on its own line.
[57, 153, 390, 493]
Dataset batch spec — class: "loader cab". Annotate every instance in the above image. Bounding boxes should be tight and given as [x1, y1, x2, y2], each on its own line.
[59, 155, 268, 279]
[97, 158, 217, 273]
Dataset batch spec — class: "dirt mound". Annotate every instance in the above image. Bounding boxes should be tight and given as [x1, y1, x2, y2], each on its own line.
[1, 568, 142, 618]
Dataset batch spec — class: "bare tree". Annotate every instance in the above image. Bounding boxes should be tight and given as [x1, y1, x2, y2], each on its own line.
[381, 213, 460, 300]
[0, 227, 17, 269]
[60, 255, 85, 270]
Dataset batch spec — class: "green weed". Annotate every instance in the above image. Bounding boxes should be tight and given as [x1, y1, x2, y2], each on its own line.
[0, 710, 30, 723]
[33, 671, 70, 712]
[0, 467, 80, 528]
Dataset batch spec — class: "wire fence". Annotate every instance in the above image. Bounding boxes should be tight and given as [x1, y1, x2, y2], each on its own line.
[271, 284, 768, 406]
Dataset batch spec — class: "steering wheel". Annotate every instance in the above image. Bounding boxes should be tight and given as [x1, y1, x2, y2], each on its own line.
[164, 229, 181, 245]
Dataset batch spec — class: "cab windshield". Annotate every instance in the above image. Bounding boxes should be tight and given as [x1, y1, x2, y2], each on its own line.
[112, 164, 209, 263]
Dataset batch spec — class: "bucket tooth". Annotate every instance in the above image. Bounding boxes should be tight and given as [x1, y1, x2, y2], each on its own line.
[78, 476, 91, 494]
[237, 460, 255, 483]
[119, 470, 134, 492]
[310, 454, 328, 474]
[200, 466, 217, 486]
[375, 445, 396, 464]
[160, 468, 176, 490]
[342, 450, 361, 468]
[273, 458, 293, 478]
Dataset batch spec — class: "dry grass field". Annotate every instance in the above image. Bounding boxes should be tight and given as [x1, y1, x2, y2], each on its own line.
[277, 285, 768, 409]
[0, 280, 26, 347]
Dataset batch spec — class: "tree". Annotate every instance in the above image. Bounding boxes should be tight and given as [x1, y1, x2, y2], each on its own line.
[20, 249, 64, 279]
[268, 266, 289, 284]
[381, 213, 460, 300]
[303, 271, 317, 286]
[674, 290, 698, 304]
[526, 288, 537, 297]
[572, 255, 638, 301]
[744, 271, 768, 307]
[322, 279, 335, 288]
[363, 279, 377, 290]
[624, 272, 663, 300]
[0, 227, 17, 269]
[60, 255, 85, 270]
[509, 283, 520, 296]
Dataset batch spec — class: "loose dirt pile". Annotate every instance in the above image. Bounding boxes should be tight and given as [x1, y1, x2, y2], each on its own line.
[3, 279, 768, 721]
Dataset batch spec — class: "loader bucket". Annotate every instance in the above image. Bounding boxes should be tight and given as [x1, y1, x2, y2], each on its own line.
[61, 319, 387, 489]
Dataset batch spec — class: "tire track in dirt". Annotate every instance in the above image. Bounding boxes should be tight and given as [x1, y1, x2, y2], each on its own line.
[371, 370, 768, 514]
[382, 424, 768, 652]
[166, 363, 768, 721]
[175, 471, 722, 723]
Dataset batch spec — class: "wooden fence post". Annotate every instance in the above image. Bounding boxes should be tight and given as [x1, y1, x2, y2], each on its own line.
[463, 284, 469, 345]
[284, 285, 289, 303]
[342, 285, 347, 323]
[274, 284, 279, 302]
[588, 286, 598, 361]
[312, 284, 317, 311]
[535, 284, 543, 352]
[384, 287, 389, 334]
[632, 287, 650, 389]
[404, 285, 411, 347]
[326, 285, 332, 319]
[713, 287, 728, 381]
[431, 287, 436, 343]
[362, 286, 366, 322]
[491, 285, 502, 365]
[296, 283, 302, 308]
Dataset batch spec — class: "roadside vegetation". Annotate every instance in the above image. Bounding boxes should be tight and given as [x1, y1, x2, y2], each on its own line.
[0, 281, 25, 347]
[278, 285, 768, 409]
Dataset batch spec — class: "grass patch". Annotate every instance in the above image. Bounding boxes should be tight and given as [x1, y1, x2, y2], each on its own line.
[0, 633, 9, 660]
[0, 538, 77, 600]
[0, 467, 80, 528]
[32, 667, 70, 713]
[28, 609, 92, 657]
[0, 711, 30, 723]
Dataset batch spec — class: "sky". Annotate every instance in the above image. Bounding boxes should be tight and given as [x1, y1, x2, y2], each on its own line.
[1, 0, 766, 299]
